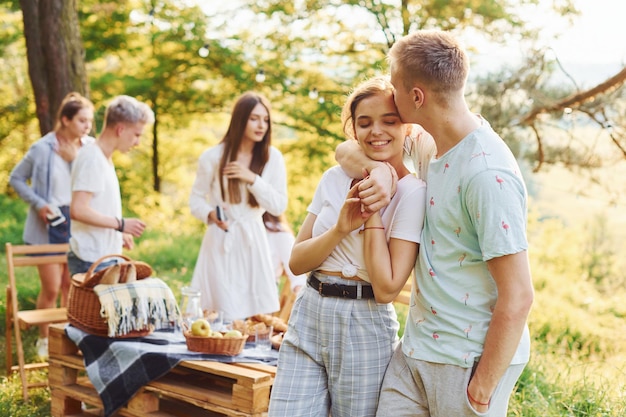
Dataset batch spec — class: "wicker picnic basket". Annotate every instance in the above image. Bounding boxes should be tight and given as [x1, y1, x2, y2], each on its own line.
[183, 330, 247, 356]
[67, 254, 154, 338]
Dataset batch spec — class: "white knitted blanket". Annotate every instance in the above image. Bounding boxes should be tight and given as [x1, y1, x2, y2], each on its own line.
[94, 278, 180, 337]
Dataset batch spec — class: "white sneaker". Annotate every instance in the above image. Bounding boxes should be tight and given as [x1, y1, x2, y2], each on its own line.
[36, 337, 49, 361]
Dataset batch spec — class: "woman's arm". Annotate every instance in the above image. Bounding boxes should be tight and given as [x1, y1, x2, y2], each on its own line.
[9, 144, 48, 212]
[250, 148, 288, 215]
[289, 183, 366, 276]
[363, 178, 426, 303]
[289, 214, 345, 276]
[189, 151, 217, 224]
[362, 213, 418, 303]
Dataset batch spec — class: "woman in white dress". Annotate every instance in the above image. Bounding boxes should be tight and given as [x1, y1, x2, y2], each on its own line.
[189, 92, 288, 321]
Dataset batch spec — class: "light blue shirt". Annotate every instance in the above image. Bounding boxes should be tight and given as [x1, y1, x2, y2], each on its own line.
[9, 132, 95, 244]
[402, 118, 531, 367]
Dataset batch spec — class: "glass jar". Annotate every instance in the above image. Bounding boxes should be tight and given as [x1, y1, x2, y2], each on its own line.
[179, 286, 203, 329]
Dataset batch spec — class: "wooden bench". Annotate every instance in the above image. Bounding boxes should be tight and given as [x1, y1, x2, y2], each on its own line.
[48, 324, 276, 416]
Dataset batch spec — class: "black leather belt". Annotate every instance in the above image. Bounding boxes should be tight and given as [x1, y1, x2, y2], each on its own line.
[307, 273, 375, 300]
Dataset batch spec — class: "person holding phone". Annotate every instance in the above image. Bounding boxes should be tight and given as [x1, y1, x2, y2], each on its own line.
[189, 91, 287, 322]
[9, 92, 95, 360]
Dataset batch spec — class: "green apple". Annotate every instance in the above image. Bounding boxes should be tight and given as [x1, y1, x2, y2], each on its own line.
[210, 331, 224, 338]
[224, 329, 243, 338]
[190, 318, 211, 337]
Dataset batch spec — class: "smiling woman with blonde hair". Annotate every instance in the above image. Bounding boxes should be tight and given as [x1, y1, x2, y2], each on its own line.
[268, 76, 427, 417]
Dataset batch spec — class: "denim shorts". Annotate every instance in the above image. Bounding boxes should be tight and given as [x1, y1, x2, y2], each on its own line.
[67, 250, 118, 276]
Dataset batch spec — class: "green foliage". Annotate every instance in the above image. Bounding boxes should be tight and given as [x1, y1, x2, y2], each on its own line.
[0, 6, 38, 193]
[277, 135, 338, 232]
[126, 231, 202, 287]
[0, 2, 21, 54]
[0, 373, 50, 417]
[0, 194, 27, 244]
[78, 1, 134, 61]
[580, 215, 617, 288]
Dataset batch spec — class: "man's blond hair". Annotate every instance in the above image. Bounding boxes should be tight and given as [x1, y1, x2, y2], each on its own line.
[388, 30, 469, 98]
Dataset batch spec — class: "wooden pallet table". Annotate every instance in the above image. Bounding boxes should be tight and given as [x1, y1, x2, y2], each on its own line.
[48, 324, 276, 417]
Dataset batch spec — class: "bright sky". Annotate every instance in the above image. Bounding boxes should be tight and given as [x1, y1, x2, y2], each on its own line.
[473, 0, 626, 86]
[210, 0, 626, 87]
[537, 0, 626, 84]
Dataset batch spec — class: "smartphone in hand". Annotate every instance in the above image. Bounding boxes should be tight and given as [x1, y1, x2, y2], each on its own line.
[216, 206, 227, 222]
[47, 206, 66, 227]
[216, 206, 228, 232]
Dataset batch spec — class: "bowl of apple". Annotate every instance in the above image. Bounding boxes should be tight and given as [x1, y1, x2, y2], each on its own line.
[184, 318, 247, 356]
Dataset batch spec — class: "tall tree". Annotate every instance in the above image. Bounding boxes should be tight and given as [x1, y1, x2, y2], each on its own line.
[19, 0, 88, 135]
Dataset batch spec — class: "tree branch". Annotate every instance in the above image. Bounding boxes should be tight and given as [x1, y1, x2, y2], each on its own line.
[519, 66, 626, 126]
[529, 123, 544, 172]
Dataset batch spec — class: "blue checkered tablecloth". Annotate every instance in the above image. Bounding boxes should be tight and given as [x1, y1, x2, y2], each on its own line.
[65, 324, 277, 417]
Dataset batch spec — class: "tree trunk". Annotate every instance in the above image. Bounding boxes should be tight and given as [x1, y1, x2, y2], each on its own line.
[19, 0, 88, 135]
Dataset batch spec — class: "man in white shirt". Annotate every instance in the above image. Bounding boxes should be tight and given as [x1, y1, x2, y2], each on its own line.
[68, 95, 154, 275]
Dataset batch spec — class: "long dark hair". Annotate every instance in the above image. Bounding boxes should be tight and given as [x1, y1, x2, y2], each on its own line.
[219, 92, 272, 207]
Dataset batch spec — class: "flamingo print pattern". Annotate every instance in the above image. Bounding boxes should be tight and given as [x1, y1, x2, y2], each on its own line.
[464, 324, 472, 338]
[495, 175, 504, 189]
[461, 292, 469, 305]
[471, 151, 491, 160]
[401, 122, 529, 368]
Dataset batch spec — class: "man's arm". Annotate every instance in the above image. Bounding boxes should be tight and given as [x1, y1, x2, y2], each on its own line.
[70, 191, 145, 237]
[70, 191, 119, 229]
[335, 140, 396, 213]
[467, 251, 534, 412]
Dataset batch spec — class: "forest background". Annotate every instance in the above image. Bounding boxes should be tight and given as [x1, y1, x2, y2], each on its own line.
[1, 0, 626, 416]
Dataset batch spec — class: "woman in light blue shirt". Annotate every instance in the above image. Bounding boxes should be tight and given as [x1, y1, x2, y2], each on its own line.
[9, 92, 95, 360]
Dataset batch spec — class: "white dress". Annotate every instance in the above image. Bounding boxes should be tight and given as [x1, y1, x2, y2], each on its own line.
[189, 144, 287, 320]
